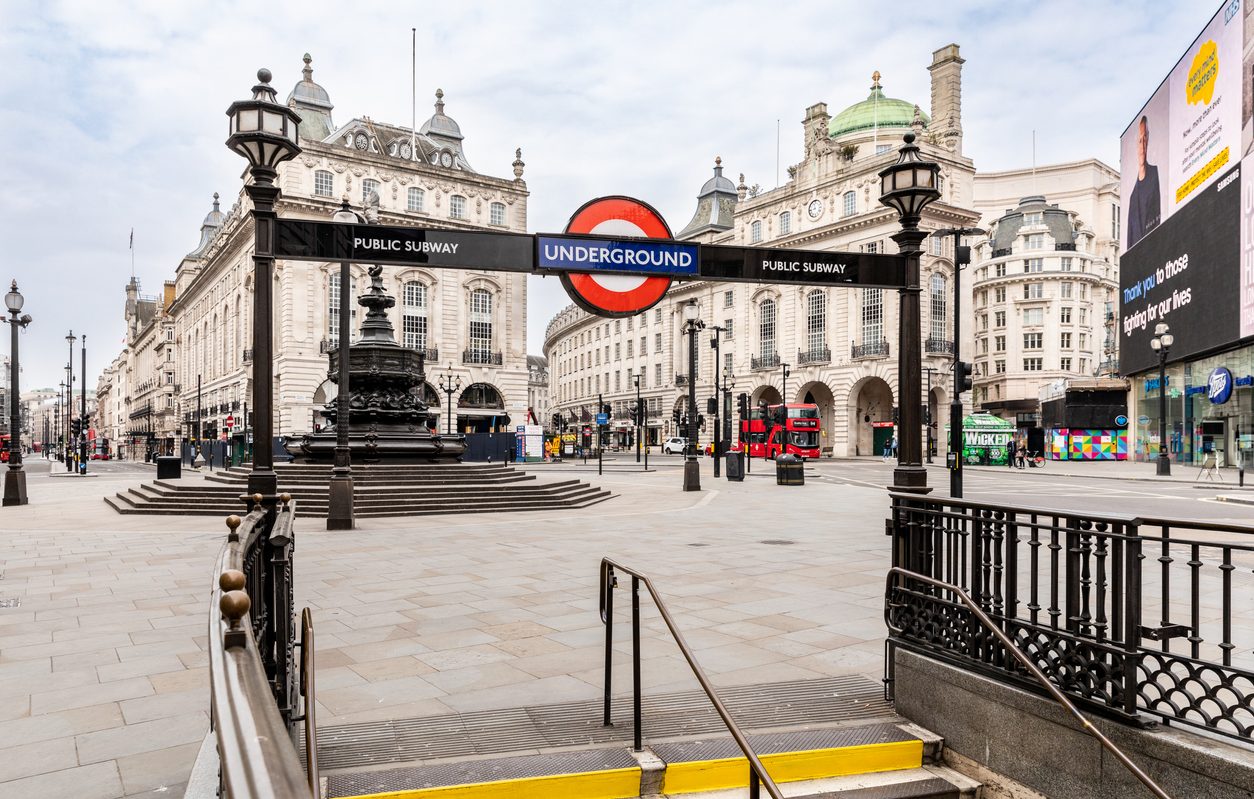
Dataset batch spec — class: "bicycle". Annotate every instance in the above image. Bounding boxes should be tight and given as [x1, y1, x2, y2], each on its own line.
[1027, 450, 1046, 468]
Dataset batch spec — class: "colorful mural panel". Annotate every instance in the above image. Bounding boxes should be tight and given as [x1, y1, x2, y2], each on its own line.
[1046, 429, 1129, 461]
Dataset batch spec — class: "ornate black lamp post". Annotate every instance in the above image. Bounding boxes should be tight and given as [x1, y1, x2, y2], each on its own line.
[932, 226, 983, 496]
[439, 364, 461, 436]
[79, 334, 87, 473]
[327, 198, 363, 531]
[709, 325, 726, 476]
[3, 281, 31, 505]
[65, 333, 76, 472]
[879, 133, 940, 493]
[682, 300, 703, 491]
[225, 68, 302, 508]
[1150, 323, 1174, 476]
[633, 371, 642, 463]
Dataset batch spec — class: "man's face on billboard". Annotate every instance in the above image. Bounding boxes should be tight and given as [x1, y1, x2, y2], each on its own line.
[1138, 119, 1149, 167]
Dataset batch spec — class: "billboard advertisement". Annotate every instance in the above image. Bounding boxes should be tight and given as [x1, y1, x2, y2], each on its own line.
[1120, 0, 1252, 373]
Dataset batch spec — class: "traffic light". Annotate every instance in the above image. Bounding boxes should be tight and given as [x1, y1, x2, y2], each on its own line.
[601, 403, 612, 417]
[552, 413, 562, 430]
[697, 415, 705, 431]
[706, 397, 717, 415]
[923, 406, 932, 427]
[956, 361, 974, 394]
[673, 409, 681, 426]
[757, 399, 768, 420]
[737, 393, 748, 417]
[891, 406, 899, 425]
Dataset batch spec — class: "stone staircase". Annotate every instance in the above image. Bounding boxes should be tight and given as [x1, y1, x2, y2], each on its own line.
[105, 462, 614, 517]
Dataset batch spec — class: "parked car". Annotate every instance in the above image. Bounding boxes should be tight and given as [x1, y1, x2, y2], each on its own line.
[662, 437, 688, 455]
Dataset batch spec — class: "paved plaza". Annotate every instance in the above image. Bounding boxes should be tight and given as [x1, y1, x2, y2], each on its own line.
[1, 457, 1253, 797]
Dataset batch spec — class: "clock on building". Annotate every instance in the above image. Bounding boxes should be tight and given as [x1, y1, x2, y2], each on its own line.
[354, 132, 369, 151]
[440, 152, 454, 168]
[807, 198, 823, 220]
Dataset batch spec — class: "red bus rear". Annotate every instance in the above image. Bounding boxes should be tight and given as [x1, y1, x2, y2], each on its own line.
[738, 403, 821, 459]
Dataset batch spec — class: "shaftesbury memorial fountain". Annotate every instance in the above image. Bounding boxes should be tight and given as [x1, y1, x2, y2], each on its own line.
[286, 266, 466, 463]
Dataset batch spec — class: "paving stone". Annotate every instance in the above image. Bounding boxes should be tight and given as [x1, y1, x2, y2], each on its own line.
[0, 761, 124, 799]
[119, 690, 204, 725]
[0, 736, 80, 783]
[31, 677, 154, 715]
[75, 711, 209, 765]
[115, 741, 202, 796]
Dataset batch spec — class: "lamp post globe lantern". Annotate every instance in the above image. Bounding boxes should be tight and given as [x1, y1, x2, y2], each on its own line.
[1150, 323, 1174, 476]
[879, 133, 941, 493]
[226, 68, 302, 509]
[3, 280, 30, 506]
[682, 300, 703, 491]
[439, 363, 461, 437]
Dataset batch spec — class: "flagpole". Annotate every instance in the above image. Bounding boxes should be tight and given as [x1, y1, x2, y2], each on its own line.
[411, 28, 417, 161]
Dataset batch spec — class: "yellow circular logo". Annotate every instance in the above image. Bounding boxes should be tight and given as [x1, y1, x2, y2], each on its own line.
[1187, 40, 1219, 106]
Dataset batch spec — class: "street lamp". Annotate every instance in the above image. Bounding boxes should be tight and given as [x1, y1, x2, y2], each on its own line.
[682, 300, 703, 491]
[79, 334, 87, 474]
[633, 371, 642, 463]
[226, 68, 302, 509]
[65, 332, 75, 473]
[328, 196, 364, 531]
[1149, 323, 1174, 476]
[439, 363, 461, 436]
[3, 280, 31, 506]
[932, 226, 984, 497]
[709, 325, 726, 476]
[879, 133, 940, 493]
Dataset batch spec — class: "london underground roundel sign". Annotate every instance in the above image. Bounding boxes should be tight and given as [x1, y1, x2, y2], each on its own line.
[560, 196, 675, 317]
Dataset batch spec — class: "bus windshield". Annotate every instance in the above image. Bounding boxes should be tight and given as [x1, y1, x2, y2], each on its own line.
[787, 406, 819, 419]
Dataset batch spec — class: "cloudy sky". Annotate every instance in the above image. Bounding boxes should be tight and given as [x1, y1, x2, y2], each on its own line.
[0, 0, 1219, 392]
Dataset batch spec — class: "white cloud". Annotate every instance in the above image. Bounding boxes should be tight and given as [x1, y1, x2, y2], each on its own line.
[0, 0, 1221, 390]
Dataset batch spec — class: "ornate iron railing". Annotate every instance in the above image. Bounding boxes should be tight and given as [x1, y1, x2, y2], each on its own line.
[924, 337, 954, 355]
[601, 559, 784, 798]
[462, 349, 503, 365]
[750, 353, 780, 371]
[190, 496, 318, 798]
[884, 493, 1254, 743]
[852, 339, 890, 359]
[797, 347, 831, 365]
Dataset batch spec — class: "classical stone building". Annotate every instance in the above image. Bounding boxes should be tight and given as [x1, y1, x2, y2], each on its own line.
[108, 55, 531, 458]
[526, 355, 550, 426]
[545, 45, 979, 457]
[968, 161, 1122, 440]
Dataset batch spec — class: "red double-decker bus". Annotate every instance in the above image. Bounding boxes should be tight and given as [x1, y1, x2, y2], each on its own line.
[738, 403, 821, 459]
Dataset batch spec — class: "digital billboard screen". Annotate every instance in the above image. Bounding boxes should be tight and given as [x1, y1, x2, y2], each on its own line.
[1119, 0, 1254, 373]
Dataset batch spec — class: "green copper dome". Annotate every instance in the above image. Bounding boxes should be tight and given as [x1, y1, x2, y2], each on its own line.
[829, 78, 928, 139]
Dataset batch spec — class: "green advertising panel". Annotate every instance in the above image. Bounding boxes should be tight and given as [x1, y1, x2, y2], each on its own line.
[960, 413, 1014, 465]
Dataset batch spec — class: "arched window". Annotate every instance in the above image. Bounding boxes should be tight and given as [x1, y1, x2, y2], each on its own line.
[759, 298, 776, 359]
[862, 288, 883, 345]
[328, 273, 358, 347]
[402, 281, 428, 351]
[779, 211, 791, 236]
[362, 178, 380, 205]
[750, 220, 763, 243]
[843, 191, 856, 217]
[450, 195, 467, 219]
[314, 170, 333, 197]
[468, 288, 493, 357]
[930, 273, 948, 342]
[806, 290, 826, 353]
[407, 187, 424, 212]
[490, 202, 506, 226]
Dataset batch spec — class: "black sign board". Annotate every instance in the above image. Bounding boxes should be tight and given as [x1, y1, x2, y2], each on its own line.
[274, 219, 907, 289]
[275, 220, 533, 272]
[698, 244, 906, 288]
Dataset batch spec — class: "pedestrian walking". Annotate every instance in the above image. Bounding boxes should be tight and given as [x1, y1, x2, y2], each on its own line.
[882, 436, 892, 462]
[1016, 441, 1027, 469]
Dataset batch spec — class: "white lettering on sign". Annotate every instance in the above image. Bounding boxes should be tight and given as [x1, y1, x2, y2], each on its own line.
[541, 243, 693, 269]
[353, 237, 460, 255]
[761, 260, 848, 274]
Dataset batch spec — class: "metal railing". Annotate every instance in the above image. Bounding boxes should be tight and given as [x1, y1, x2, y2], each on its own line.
[924, 337, 954, 355]
[885, 567, 1170, 799]
[196, 496, 318, 799]
[462, 349, 503, 365]
[884, 493, 1254, 743]
[797, 347, 831, 365]
[600, 558, 784, 799]
[852, 339, 890, 359]
[750, 353, 780, 371]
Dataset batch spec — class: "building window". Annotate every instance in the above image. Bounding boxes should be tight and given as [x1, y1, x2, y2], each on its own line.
[362, 178, 380, 205]
[807, 290, 826, 352]
[450, 194, 467, 219]
[862, 241, 879, 254]
[314, 170, 333, 197]
[1079, 284, 1089, 299]
[724, 351, 733, 373]
[759, 298, 777, 358]
[929, 274, 947, 341]
[995, 359, 1006, 374]
[980, 314, 988, 330]
[1060, 257, 1073, 271]
[980, 338, 988, 354]
[615, 372, 621, 391]
[1025, 234, 1044, 250]
[931, 235, 943, 256]
[1111, 205, 1120, 240]
[1079, 308, 1088, 324]
[724, 290, 734, 307]
[1024, 308, 1044, 326]
[1024, 258, 1043, 273]
[626, 316, 633, 330]
[1061, 306, 1072, 323]
[1079, 333, 1088, 349]
[995, 335, 1006, 352]
[1060, 332, 1072, 349]
[995, 263, 1006, 277]
[469, 288, 492, 355]
[843, 190, 856, 217]
[328, 274, 358, 347]
[490, 202, 506, 226]
[723, 319, 733, 338]
[655, 332, 662, 351]
[407, 187, 424, 212]
[1080, 357, 1089, 373]
[402, 281, 428, 350]
[994, 311, 1006, 327]
[1023, 212, 1042, 226]
[614, 342, 621, 359]
[779, 211, 791, 235]
[1024, 333, 1043, 350]
[1024, 283, 1043, 299]
[994, 287, 1006, 303]
[655, 308, 662, 323]
[626, 340, 633, 357]
[1061, 357, 1073, 371]
[1060, 282, 1074, 299]
[750, 220, 763, 243]
[1023, 357, 1043, 371]
[861, 288, 883, 345]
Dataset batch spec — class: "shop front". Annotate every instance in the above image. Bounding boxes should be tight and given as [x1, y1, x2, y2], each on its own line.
[1129, 344, 1254, 468]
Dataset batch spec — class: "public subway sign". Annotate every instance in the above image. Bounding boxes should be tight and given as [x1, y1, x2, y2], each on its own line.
[275, 220, 534, 272]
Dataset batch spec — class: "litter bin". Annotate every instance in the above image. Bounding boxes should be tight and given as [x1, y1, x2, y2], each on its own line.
[725, 450, 745, 482]
[156, 456, 182, 480]
[775, 453, 804, 486]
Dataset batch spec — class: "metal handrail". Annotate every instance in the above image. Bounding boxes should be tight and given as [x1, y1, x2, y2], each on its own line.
[885, 567, 1171, 799]
[207, 501, 316, 799]
[599, 558, 784, 799]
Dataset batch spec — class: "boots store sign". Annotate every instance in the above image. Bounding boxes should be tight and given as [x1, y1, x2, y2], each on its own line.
[274, 195, 907, 318]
